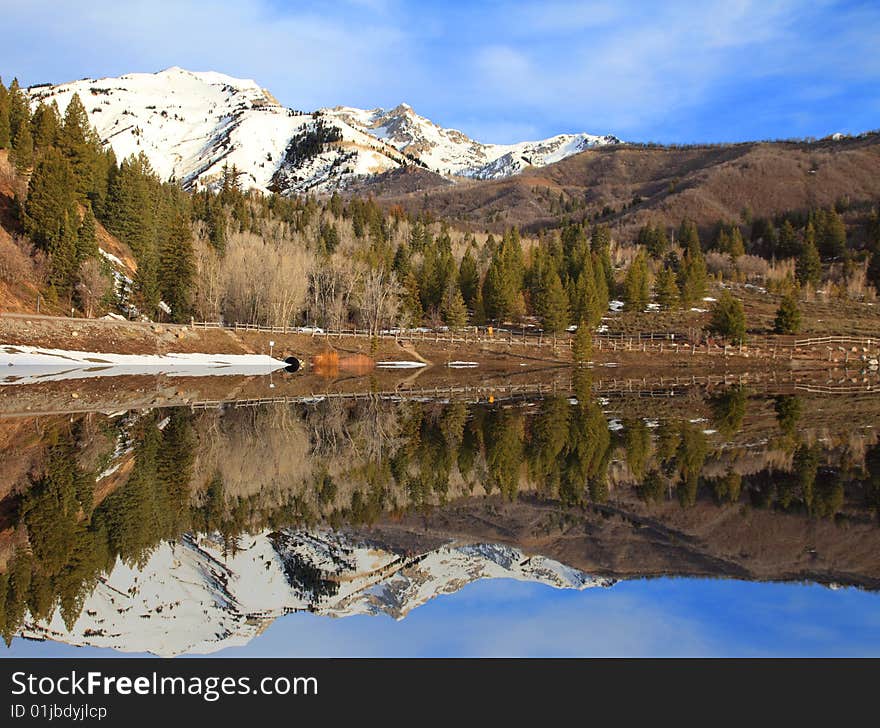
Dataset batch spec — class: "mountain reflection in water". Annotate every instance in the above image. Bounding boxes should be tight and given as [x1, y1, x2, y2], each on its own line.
[1, 375, 879, 655]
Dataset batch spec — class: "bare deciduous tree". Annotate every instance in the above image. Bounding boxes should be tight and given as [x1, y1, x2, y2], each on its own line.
[357, 268, 400, 335]
[211, 232, 313, 326]
[192, 236, 224, 321]
[76, 259, 109, 318]
[308, 257, 360, 329]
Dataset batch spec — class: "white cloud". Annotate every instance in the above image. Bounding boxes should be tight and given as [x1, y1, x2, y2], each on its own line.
[0, 0, 415, 110]
[1, 0, 877, 143]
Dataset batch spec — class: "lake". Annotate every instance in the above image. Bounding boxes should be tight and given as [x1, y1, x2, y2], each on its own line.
[1, 371, 879, 656]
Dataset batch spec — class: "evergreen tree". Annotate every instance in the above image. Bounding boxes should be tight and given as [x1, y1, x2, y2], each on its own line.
[591, 225, 615, 295]
[637, 223, 669, 258]
[159, 212, 195, 322]
[417, 237, 455, 313]
[10, 120, 33, 172]
[592, 252, 610, 315]
[318, 222, 339, 255]
[471, 287, 486, 325]
[134, 241, 160, 317]
[868, 250, 880, 296]
[774, 395, 802, 436]
[47, 211, 78, 297]
[777, 219, 800, 258]
[795, 223, 822, 288]
[104, 153, 157, 260]
[458, 247, 480, 308]
[409, 220, 427, 252]
[561, 223, 589, 280]
[392, 241, 410, 277]
[750, 218, 778, 258]
[678, 219, 701, 252]
[774, 290, 801, 334]
[572, 321, 592, 366]
[714, 225, 731, 254]
[30, 101, 62, 151]
[75, 202, 99, 261]
[537, 267, 569, 334]
[0, 77, 10, 149]
[867, 209, 880, 254]
[206, 201, 226, 253]
[58, 93, 103, 203]
[623, 249, 650, 310]
[569, 264, 600, 327]
[728, 225, 745, 258]
[6, 79, 29, 142]
[482, 228, 525, 322]
[714, 223, 745, 258]
[89, 146, 116, 219]
[815, 207, 847, 259]
[678, 221, 707, 305]
[328, 191, 343, 217]
[591, 224, 611, 256]
[400, 272, 423, 325]
[23, 148, 78, 251]
[676, 424, 708, 507]
[710, 386, 748, 437]
[482, 256, 509, 321]
[441, 283, 468, 329]
[654, 266, 680, 310]
[708, 291, 746, 344]
[219, 162, 241, 204]
[713, 471, 742, 505]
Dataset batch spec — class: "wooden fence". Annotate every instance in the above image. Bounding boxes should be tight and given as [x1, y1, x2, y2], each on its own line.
[2, 313, 875, 360]
[792, 335, 878, 348]
[187, 370, 879, 412]
[185, 320, 880, 361]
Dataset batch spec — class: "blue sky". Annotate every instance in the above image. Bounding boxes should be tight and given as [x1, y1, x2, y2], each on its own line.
[5, 578, 880, 658]
[0, 1, 878, 144]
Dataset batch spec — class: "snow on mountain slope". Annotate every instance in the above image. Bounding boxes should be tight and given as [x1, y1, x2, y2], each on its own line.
[20, 530, 613, 656]
[324, 103, 620, 178]
[29, 67, 309, 192]
[28, 67, 618, 193]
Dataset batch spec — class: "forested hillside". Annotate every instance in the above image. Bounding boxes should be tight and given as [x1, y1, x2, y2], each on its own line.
[366, 134, 880, 235]
[2, 75, 880, 338]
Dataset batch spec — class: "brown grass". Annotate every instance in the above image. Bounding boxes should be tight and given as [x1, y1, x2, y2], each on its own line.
[362, 134, 880, 238]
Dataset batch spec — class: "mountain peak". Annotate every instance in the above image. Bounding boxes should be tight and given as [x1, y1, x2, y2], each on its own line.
[26, 68, 620, 194]
[20, 529, 612, 656]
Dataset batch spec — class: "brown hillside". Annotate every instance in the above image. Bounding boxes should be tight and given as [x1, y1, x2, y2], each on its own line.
[363, 133, 880, 237]
[352, 492, 880, 589]
[0, 150, 137, 314]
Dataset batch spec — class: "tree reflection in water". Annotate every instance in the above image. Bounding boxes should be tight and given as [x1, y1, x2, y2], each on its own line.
[2, 381, 880, 645]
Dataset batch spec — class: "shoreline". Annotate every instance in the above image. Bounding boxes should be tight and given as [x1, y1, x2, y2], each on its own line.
[2, 312, 875, 374]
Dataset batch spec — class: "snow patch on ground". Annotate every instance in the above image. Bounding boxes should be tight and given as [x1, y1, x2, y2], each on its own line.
[375, 361, 427, 369]
[0, 345, 287, 384]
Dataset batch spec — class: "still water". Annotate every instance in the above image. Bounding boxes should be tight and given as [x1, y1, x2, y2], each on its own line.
[1, 374, 879, 656]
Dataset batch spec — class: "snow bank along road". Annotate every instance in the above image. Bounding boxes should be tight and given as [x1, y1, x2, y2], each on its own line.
[0, 345, 288, 384]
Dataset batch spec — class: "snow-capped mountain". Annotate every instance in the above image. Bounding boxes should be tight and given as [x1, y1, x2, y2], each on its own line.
[325, 103, 620, 178]
[27, 67, 619, 194]
[28, 67, 406, 194]
[20, 529, 612, 656]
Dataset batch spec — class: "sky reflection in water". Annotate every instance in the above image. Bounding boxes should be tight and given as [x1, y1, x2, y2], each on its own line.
[6, 576, 880, 658]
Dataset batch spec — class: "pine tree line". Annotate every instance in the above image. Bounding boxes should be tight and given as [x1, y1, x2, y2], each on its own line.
[4, 74, 880, 327]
